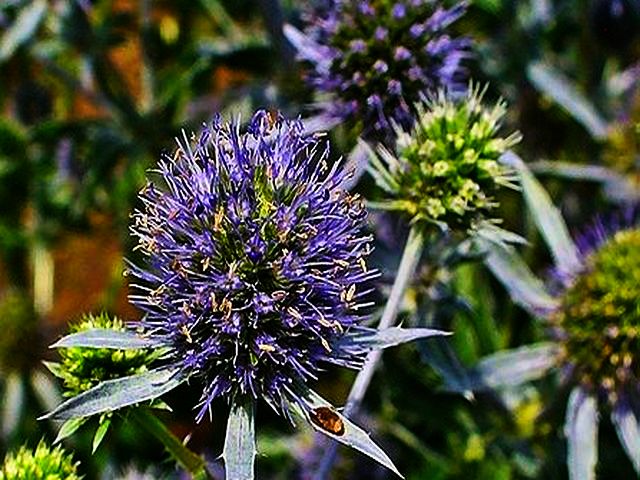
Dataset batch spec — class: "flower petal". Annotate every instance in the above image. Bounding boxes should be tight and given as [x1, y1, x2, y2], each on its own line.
[40, 369, 185, 420]
[611, 400, 640, 473]
[223, 400, 256, 480]
[565, 387, 598, 480]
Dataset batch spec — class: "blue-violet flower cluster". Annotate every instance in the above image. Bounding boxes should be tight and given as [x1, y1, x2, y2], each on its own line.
[298, 0, 470, 137]
[128, 111, 378, 419]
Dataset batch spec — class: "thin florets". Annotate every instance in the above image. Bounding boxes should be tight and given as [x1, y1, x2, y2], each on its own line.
[128, 111, 377, 419]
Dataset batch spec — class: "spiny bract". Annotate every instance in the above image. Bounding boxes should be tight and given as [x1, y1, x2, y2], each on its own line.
[49, 313, 156, 397]
[128, 111, 378, 420]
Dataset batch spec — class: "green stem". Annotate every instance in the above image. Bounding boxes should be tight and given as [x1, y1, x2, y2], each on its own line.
[130, 408, 209, 479]
[313, 225, 425, 480]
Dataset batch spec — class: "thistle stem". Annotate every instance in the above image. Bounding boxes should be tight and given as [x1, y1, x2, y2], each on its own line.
[313, 225, 424, 479]
[130, 408, 210, 479]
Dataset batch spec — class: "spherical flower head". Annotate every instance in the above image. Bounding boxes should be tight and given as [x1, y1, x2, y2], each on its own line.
[49, 313, 156, 397]
[0, 290, 40, 372]
[370, 86, 521, 231]
[301, 0, 470, 137]
[552, 209, 640, 399]
[0, 441, 80, 480]
[128, 111, 377, 419]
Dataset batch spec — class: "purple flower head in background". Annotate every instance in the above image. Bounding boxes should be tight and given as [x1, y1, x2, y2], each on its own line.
[291, 0, 470, 139]
[128, 111, 378, 419]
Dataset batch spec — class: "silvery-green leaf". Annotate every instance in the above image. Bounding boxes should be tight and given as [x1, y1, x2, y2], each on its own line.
[54, 417, 88, 444]
[1, 372, 24, 439]
[529, 160, 624, 183]
[344, 327, 451, 350]
[223, 400, 256, 480]
[455, 343, 558, 392]
[527, 62, 608, 140]
[501, 151, 581, 275]
[298, 388, 403, 478]
[92, 417, 111, 453]
[0, 0, 47, 62]
[474, 221, 528, 247]
[31, 370, 61, 413]
[565, 387, 598, 480]
[301, 114, 340, 135]
[51, 328, 164, 350]
[283, 25, 329, 67]
[481, 238, 558, 315]
[41, 369, 184, 421]
[611, 402, 640, 473]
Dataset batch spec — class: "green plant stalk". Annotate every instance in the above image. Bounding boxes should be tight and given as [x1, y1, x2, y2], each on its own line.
[313, 225, 425, 480]
[130, 408, 209, 479]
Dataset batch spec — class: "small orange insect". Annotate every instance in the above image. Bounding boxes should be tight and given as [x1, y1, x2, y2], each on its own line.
[309, 407, 345, 436]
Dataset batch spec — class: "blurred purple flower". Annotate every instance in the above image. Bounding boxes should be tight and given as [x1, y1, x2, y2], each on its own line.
[291, 0, 470, 139]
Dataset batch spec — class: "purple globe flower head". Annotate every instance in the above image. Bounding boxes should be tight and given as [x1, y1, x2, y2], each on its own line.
[44, 110, 449, 478]
[128, 110, 378, 420]
[289, 0, 471, 140]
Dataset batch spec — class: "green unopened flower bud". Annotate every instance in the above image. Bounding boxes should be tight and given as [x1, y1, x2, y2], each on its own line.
[0, 441, 80, 480]
[48, 313, 157, 397]
[369, 84, 521, 230]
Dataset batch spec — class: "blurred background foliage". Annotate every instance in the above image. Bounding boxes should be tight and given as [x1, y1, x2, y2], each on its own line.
[0, 0, 639, 478]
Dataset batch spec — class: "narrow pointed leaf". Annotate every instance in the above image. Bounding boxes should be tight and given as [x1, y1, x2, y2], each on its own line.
[453, 343, 558, 392]
[283, 24, 329, 66]
[565, 387, 598, 480]
[501, 151, 581, 275]
[41, 369, 184, 421]
[299, 388, 403, 478]
[92, 417, 111, 453]
[422, 338, 475, 400]
[54, 417, 88, 444]
[481, 238, 558, 315]
[344, 327, 451, 351]
[0, 0, 47, 62]
[51, 328, 164, 350]
[527, 62, 608, 140]
[611, 402, 640, 473]
[223, 400, 256, 480]
[1, 372, 24, 439]
[301, 114, 340, 135]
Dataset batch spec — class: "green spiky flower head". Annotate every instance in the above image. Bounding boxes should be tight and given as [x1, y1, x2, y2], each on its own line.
[553, 219, 640, 399]
[49, 313, 158, 397]
[368, 85, 521, 231]
[0, 441, 81, 480]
